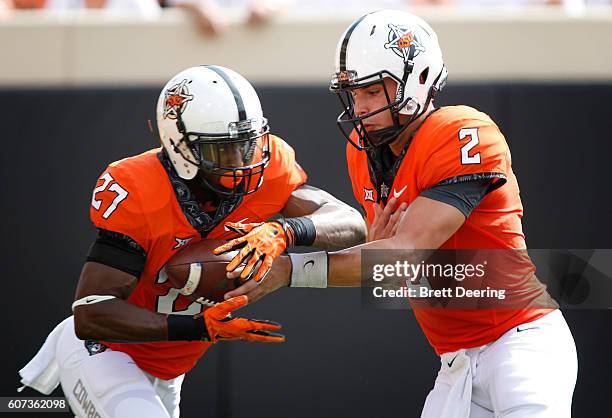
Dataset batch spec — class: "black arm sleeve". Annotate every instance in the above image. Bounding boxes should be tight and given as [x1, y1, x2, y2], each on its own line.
[420, 174, 505, 218]
[86, 229, 147, 278]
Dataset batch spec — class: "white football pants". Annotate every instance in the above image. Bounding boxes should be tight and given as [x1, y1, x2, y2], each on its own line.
[56, 317, 184, 418]
[421, 310, 577, 418]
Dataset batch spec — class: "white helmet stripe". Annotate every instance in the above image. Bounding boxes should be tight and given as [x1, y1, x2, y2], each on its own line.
[205, 65, 247, 121]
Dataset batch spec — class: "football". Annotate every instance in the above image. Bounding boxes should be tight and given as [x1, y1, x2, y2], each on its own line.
[164, 239, 241, 305]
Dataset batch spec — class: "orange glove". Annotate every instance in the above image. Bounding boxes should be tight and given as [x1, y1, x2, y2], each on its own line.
[213, 221, 294, 283]
[203, 295, 284, 343]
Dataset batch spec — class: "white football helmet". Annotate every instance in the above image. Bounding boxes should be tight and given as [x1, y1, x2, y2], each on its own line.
[157, 65, 270, 195]
[330, 10, 448, 150]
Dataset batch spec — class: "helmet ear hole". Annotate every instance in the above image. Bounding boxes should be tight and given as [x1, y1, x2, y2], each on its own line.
[419, 67, 429, 85]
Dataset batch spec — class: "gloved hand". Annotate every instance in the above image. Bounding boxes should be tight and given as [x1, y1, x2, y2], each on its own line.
[213, 221, 294, 283]
[203, 295, 284, 343]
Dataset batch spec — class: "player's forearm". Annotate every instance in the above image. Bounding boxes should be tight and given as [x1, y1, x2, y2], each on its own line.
[74, 299, 169, 342]
[325, 201, 462, 287]
[326, 248, 362, 286]
[309, 202, 366, 250]
[327, 237, 402, 286]
[280, 185, 366, 250]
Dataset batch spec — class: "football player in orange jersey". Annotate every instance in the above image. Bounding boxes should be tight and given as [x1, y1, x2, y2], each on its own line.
[19, 65, 366, 418]
[223, 11, 578, 418]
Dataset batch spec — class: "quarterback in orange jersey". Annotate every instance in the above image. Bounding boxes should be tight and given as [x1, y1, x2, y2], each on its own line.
[226, 11, 578, 418]
[18, 66, 365, 418]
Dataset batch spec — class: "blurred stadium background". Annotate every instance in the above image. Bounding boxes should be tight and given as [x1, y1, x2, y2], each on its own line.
[1, 2, 611, 417]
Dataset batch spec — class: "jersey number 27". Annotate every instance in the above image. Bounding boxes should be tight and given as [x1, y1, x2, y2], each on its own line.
[91, 173, 128, 219]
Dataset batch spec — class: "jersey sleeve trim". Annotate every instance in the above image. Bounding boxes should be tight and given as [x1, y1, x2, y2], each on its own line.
[421, 174, 505, 218]
[86, 229, 147, 278]
[436, 172, 507, 186]
[437, 172, 508, 196]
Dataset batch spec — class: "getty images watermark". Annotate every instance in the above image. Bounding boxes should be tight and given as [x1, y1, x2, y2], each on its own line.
[361, 249, 612, 310]
[371, 258, 506, 300]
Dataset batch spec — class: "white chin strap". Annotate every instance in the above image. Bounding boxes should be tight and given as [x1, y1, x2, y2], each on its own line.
[71, 295, 117, 312]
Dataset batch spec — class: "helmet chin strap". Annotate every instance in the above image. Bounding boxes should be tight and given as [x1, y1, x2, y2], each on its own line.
[365, 101, 422, 148]
[197, 171, 227, 195]
[366, 64, 447, 149]
[196, 170, 246, 198]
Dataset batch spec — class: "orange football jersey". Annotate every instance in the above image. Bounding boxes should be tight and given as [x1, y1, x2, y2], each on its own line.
[89, 134, 307, 379]
[347, 106, 551, 355]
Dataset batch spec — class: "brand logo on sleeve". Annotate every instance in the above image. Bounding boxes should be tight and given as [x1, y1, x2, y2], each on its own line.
[173, 236, 194, 249]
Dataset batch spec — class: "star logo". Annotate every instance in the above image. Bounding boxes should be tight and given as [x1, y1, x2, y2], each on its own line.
[384, 24, 426, 63]
[163, 79, 194, 120]
[364, 188, 375, 202]
[173, 236, 194, 250]
[380, 183, 390, 199]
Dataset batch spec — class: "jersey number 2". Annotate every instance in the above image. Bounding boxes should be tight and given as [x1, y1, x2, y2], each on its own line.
[459, 128, 481, 165]
[91, 173, 128, 219]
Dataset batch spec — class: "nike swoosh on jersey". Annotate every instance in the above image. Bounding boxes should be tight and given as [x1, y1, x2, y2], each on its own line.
[393, 185, 407, 199]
